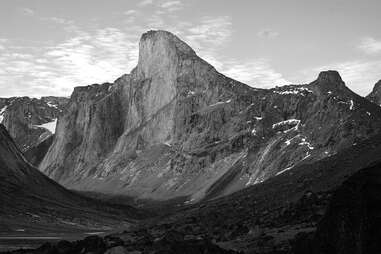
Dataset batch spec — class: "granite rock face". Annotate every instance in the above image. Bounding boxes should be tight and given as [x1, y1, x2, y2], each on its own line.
[366, 80, 381, 106]
[40, 30, 381, 201]
[0, 96, 68, 153]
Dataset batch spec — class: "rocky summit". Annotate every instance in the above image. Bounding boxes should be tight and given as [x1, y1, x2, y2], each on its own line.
[0, 96, 68, 154]
[39, 30, 381, 202]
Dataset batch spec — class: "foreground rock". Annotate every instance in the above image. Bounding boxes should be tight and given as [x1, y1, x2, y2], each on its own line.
[40, 30, 381, 202]
[7, 234, 239, 254]
[292, 162, 381, 254]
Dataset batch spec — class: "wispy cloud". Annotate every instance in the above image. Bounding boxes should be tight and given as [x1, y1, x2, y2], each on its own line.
[160, 1, 183, 12]
[257, 29, 279, 39]
[0, 27, 139, 97]
[185, 16, 232, 50]
[0, 39, 7, 51]
[358, 37, 381, 55]
[137, 0, 154, 7]
[222, 59, 289, 87]
[20, 7, 35, 16]
[124, 10, 138, 15]
[1, 5, 287, 97]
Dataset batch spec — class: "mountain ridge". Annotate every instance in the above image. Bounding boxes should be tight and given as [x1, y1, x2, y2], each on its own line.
[39, 30, 381, 202]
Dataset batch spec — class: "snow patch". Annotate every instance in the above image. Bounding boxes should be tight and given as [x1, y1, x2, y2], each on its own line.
[0, 106, 7, 123]
[276, 166, 294, 176]
[349, 100, 354, 110]
[209, 99, 232, 107]
[272, 119, 301, 132]
[299, 138, 314, 150]
[302, 152, 311, 161]
[274, 87, 312, 96]
[46, 101, 58, 109]
[34, 119, 57, 134]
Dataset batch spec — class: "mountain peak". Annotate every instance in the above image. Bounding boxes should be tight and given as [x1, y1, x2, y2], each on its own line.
[137, 30, 197, 78]
[372, 80, 381, 92]
[366, 79, 381, 105]
[317, 70, 343, 84]
[312, 70, 347, 92]
[140, 30, 196, 56]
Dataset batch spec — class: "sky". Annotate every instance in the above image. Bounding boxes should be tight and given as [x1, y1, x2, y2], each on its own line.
[0, 0, 380, 97]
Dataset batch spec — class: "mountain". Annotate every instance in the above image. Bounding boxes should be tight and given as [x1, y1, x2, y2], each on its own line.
[20, 130, 381, 254]
[40, 30, 381, 201]
[366, 80, 381, 105]
[0, 96, 68, 154]
[0, 124, 147, 234]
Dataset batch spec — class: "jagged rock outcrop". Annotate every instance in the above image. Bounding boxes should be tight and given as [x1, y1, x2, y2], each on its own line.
[0, 96, 68, 153]
[366, 80, 381, 105]
[40, 30, 381, 201]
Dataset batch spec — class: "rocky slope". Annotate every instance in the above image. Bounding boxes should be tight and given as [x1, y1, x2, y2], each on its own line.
[113, 132, 381, 253]
[17, 131, 381, 254]
[0, 96, 68, 153]
[0, 124, 147, 235]
[293, 161, 381, 254]
[366, 80, 381, 105]
[40, 30, 381, 201]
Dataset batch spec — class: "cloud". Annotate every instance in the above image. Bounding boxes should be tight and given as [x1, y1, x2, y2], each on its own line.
[41, 17, 70, 25]
[358, 37, 381, 55]
[124, 10, 138, 15]
[20, 8, 35, 16]
[0, 39, 7, 51]
[184, 16, 232, 50]
[221, 59, 289, 87]
[0, 27, 139, 97]
[160, 1, 183, 12]
[168, 16, 287, 88]
[0, 10, 287, 97]
[137, 0, 153, 7]
[257, 29, 279, 39]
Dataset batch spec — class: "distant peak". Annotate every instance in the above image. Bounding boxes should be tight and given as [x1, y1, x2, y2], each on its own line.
[317, 70, 343, 84]
[366, 79, 381, 104]
[312, 70, 348, 92]
[373, 80, 381, 91]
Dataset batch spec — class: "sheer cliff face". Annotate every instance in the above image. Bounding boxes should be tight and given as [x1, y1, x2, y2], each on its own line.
[0, 96, 68, 152]
[40, 30, 381, 201]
